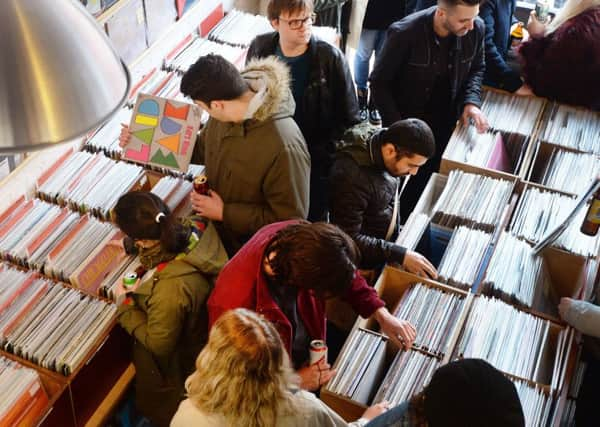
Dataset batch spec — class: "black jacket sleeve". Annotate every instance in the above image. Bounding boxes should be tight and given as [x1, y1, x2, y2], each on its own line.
[329, 156, 407, 268]
[458, 19, 486, 110]
[480, 1, 523, 92]
[330, 49, 361, 140]
[369, 25, 410, 126]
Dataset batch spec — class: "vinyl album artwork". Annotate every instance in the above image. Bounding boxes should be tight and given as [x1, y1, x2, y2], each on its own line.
[124, 94, 202, 172]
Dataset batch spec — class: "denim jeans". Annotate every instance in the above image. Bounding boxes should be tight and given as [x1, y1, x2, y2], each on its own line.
[354, 29, 387, 91]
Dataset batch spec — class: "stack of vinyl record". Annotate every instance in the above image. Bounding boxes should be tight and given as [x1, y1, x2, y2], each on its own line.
[151, 175, 194, 212]
[444, 125, 528, 173]
[482, 232, 550, 308]
[540, 103, 600, 155]
[164, 37, 247, 72]
[207, 10, 272, 48]
[393, 283, 465, 355]
[1, 275, 117, 375]
[454, 296, 563, 383]
[510, 187, 600, 257]
[431, 170, 513, 231]
[538, 148, 599, 195]
[481, 90, 544, 135]
[85, 107, 133, 158]
[128, 71, 185, 106]
[373, 350, 440, 406]
[445, 126, 499, 166]
[326, 328, 387, 403]
[437, 226, 492, 289]
[396, 213, 429, 251]
[0, 355, 49, 425]
[513, 379, 554, 427]
[43, 215, 117, 283]
[36, 151, 145, 219]
[0, 199, 81, 270]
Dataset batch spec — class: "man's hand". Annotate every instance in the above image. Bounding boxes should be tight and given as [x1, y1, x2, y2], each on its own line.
[189, 189, 224, 221]
[402, 250, 438, 279]
[297, 358, 336, 391]
[374, 307, 416, 350]
[461, 104, 489, 133]
[558, 297, 575, 321]
[515, 84, 534, 96]
[119, 123, 132, 148]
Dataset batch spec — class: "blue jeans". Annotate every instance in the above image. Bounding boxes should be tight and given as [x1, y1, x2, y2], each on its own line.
[354, 29, 387, 91]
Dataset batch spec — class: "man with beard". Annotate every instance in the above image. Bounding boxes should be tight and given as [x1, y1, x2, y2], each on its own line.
[329, 118, 437, 278]
[370, 0, 489, 221]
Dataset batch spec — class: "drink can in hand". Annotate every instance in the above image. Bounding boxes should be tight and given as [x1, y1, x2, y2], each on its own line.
[309, 340, 328, 365]
[193, 174, 209, 195]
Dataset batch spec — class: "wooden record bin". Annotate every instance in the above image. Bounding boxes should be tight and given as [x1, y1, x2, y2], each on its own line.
[321, 267, 471, 422]
[440, 87, 549, 183]
[0, 322, 132, 427]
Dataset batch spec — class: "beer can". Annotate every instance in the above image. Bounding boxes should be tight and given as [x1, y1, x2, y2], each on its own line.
[193, 174, 209, 195]
[535, 0, 551, 23]
[309, 340, 328, 365]
[122, 272, 137, 289]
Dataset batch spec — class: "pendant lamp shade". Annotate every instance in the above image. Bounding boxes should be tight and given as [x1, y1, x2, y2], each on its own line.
[0, 0, 130, 153]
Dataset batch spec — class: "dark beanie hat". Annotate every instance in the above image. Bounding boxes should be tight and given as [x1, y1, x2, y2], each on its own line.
[424, 358, 525, 427]
[379, 118, 436, 158]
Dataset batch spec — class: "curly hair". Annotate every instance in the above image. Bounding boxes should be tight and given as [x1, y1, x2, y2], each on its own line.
[185, 309, 300, 427]
[264, 222, 360, 297]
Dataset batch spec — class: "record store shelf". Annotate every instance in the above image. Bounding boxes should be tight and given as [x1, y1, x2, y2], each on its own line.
[0, 0, 229, 424]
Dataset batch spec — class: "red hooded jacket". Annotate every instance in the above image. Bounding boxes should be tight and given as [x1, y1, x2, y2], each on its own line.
[207, 220, 385, 355]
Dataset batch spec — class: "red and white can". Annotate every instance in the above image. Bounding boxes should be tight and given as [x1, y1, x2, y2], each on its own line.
[309, 340, 328, 365]
[193, 174, 209, 195]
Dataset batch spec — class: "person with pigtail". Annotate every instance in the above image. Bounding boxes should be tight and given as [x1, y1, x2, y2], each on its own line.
[112, 191, 228, 427]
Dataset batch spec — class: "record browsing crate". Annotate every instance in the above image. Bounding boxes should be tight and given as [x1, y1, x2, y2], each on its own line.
[323, 266, 573, 424]
[440, 129, 532, 182]
[0, 321, 132, 426]
[408, 172, 517, 235]
[524, 140, 600, 197]
[321, 267, 471, 421]
[440, 87, 549, 182]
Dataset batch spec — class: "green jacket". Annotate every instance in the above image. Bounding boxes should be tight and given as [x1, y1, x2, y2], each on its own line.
[192, 57, 310, 255]
[118, 220, 228, 427]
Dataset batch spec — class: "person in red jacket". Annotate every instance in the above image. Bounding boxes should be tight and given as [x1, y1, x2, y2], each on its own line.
[207, 220, 416, 391]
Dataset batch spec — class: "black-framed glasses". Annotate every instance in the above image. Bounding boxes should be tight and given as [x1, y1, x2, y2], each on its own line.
[278, 13, 316, 30]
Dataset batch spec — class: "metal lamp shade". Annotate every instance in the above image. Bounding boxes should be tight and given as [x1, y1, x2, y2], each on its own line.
[0, 0, 130, 153]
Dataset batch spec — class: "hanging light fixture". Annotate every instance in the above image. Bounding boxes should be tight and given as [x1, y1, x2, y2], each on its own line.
[0, 0, 130, 153]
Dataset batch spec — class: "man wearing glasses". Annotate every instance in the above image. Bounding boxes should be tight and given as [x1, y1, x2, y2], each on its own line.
[247, 0, 360, 222]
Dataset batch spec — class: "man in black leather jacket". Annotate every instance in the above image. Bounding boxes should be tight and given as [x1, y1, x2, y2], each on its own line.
[370, 0, 489, 221]
[329, 118, 437, 277]
[246, 0, 360, 221]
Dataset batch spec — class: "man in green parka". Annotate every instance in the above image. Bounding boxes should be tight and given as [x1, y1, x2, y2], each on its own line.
[182, 54, 311, 256]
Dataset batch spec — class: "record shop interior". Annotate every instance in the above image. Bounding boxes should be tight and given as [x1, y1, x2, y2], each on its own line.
[0, 0, 599, 426]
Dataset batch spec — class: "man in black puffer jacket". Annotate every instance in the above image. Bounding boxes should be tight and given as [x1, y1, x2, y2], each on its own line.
[329, 119, 437, 277]
[247, 0, 360, 221]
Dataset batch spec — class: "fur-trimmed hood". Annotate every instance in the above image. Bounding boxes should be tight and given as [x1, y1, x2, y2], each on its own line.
[242, 56, 296, 123]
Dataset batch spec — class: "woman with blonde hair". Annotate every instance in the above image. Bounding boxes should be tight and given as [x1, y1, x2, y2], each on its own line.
[170, 308, 388, 427]
[518, 0, 600, 109]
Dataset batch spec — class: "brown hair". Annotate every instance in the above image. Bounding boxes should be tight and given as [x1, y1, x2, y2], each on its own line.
[113, 191, 189, 253]
[267, 0, 314, 20]
[264, 222, 360, 296]
[185, 309, 300, 427]
[180, 54, 249, 104]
